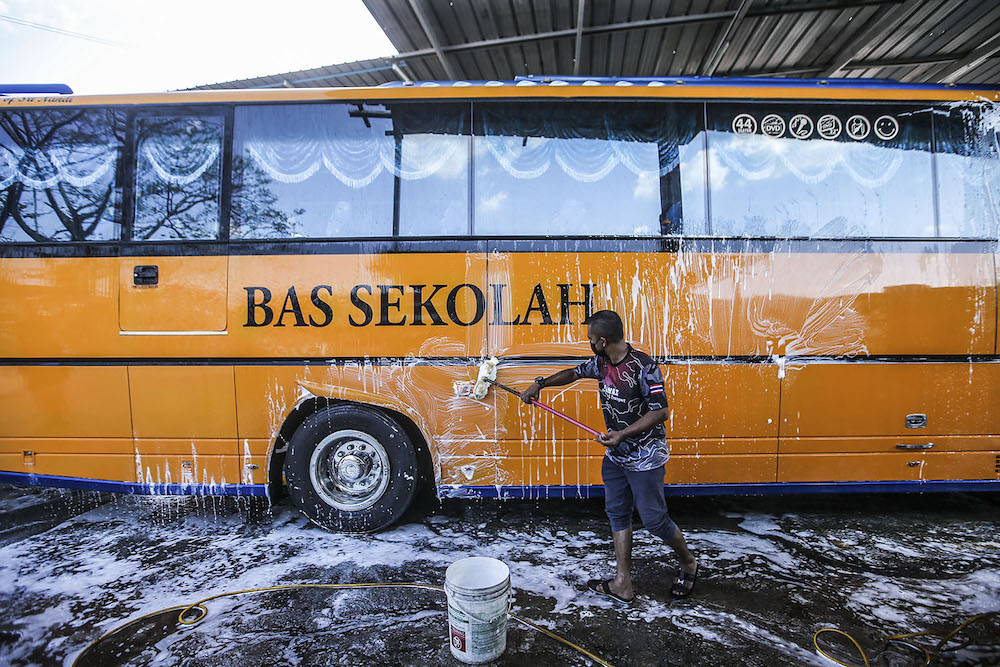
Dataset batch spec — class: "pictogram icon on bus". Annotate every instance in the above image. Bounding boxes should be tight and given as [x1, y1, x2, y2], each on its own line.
[761, 114, 785, 137]
[789, 114, 813, 139]
[732, 113, 757, 135]
[874, 115, 900, 140]
[817, 114, 842, 139]
[847, 115, 871, 140]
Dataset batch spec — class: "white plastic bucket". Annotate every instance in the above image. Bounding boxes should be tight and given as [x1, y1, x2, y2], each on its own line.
[444, 557, 511, 664]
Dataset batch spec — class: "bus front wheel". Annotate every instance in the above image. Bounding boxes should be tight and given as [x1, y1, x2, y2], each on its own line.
[284, 404, 419, 532]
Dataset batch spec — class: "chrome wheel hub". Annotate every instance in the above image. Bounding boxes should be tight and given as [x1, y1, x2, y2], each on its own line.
[309, 430, 390, 511]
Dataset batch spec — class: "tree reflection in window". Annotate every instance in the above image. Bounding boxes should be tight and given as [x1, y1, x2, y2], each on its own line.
[133, 114, 223, 241]
[0, 108, 123, 243]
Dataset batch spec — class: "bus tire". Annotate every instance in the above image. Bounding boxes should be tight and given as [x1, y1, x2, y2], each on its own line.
[284, 404, 419, 533]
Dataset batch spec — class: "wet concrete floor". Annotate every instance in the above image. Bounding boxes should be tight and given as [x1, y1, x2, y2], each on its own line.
[0, 484, 998, 666]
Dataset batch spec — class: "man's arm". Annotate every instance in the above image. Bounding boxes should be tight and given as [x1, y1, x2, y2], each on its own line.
[519, 368, 579, 404]
[596, 408, 669, 447]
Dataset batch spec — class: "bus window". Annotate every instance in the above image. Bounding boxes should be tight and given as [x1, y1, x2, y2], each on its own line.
[0, 108, 124, 243]
[935, 103, 1000, 239]
[231, 102, 470, 239]
[133, 112, 224, 241]
[706, 105, 935, 238]
[473, 102, 706, 237]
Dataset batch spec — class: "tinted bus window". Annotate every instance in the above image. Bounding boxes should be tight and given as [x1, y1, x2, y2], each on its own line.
[707, 105, 935, 238]
[473, 102, 706, 236]
[0, 108, 123, 243]
[935, 103, 1000, 238]
[133, 112, 224, 241]
[231, 102, 470, 239]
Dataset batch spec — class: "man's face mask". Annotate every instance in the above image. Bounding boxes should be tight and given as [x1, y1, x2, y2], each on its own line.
[590, 338, 606, 357]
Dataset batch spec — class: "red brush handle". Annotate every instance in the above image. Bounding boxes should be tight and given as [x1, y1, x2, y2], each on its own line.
[485, 378, 603, 438]
[530, 399, 603, 438]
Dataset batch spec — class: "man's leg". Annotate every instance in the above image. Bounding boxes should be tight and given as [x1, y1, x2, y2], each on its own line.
[666, 527, 698, 594]
[611, 526, 634, 600]
[601, 457, 635, 601]
[629, 466, 697, 591]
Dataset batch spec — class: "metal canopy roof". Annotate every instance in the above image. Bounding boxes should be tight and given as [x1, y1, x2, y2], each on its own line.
[195, 0, 1000, 90]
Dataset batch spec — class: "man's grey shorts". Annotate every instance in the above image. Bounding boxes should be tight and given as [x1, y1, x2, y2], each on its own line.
[602, 456, 677, 541]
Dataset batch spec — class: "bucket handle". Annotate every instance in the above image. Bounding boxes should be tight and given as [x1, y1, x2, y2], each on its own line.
[446, 587, 514, 625]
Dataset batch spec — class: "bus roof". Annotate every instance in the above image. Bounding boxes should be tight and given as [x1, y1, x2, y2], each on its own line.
[2, 76, 999, 108]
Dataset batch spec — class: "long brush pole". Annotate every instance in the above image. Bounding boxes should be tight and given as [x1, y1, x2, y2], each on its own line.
[486, 378, 603, 438]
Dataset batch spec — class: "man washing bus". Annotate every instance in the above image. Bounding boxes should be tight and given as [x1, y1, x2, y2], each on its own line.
[520, 310, 698, 602]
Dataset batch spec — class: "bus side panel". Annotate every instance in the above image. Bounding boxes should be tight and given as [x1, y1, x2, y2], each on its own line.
[119, 256, 228, 332]
[779, 362, 1000, 482]
[0, 257, 119, 357]
[486, 248, 995, 359]
[227, 253, 488, 359]
[437, 453, 777, 488]
[234, 364, 500, 473]
[490, 363, 779, 483]
[487, 251, 778, 358]
[779, 452, 1000, 483]
[129, 366, 238, 486]
[0, 438, 135, 482]
[769, 250, 995, 357]
[0, 366, 135, 481]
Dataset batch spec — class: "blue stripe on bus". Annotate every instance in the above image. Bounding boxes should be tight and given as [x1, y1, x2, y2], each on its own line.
[372, 76, 1000, 92]
[438, 479, 1000, 499]
[3, 472, 997, 502]
[0, 471, 267, 496]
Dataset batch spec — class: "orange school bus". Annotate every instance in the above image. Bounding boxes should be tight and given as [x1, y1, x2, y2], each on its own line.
[1, 76, 999, 531]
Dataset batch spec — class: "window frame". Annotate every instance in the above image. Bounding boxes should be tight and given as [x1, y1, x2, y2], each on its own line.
[0, 104, 127, 248]
[122, 104, 233, 249]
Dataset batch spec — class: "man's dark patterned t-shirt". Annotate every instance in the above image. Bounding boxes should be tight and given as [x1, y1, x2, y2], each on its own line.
[575, 345, 669, 471]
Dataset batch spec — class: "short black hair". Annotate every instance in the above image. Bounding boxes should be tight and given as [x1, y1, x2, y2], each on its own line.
[587, 310, 624, 343]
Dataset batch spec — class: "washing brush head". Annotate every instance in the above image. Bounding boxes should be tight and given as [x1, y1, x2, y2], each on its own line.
[472, 357, 499, 400]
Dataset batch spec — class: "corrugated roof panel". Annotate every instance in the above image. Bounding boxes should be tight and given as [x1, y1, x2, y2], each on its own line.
[775, 9, 836, 75]
[196, 0, 1000, 90]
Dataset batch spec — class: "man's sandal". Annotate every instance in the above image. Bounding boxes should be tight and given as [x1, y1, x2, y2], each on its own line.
[670, 563, 699, 598]
[587, 579, 634, 604]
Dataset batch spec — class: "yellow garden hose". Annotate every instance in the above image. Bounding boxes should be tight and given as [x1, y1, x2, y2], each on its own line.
[72, 582, 616, 667]
[813, 611, 999, 667]
[71, 584, 998, 667]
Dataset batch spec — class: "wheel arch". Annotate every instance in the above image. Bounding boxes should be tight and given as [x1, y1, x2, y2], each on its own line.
[265, 383, 439, 501]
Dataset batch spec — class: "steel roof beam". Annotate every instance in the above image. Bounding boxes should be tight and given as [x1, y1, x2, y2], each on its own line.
[383, 0, 902, 66]
[407, 0, 458, 80]
[936, 32, 1000, 84]
[702, 0, 754, 76]
[573, 0, 586, 76]
[735, 53, 979, 78]
[820, 0, 918, 78]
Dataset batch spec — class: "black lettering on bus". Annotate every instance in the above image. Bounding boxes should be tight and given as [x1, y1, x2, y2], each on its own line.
[410, 284, 447, 326]
[349, 285, 374, 327]
[244, 287, 273, 327]
[490, 283, 519, 326]
[309, 285, 334, 327]
[519, 283, 555, 325]
[447, 284, 486, 327]
[558, 283, 594, 325]
[378, 285, 407, 326]
[275, 286, 308, 327]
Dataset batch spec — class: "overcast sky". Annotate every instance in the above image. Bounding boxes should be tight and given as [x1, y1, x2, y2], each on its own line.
[0, 0, 397, 94]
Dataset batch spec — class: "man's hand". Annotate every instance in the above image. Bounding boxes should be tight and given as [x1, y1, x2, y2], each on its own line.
[596, 430, 624, 448]
[520, 382, 541, 405]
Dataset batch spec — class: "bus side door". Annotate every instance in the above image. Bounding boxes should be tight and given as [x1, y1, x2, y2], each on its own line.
[119, 107, 238, 487]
